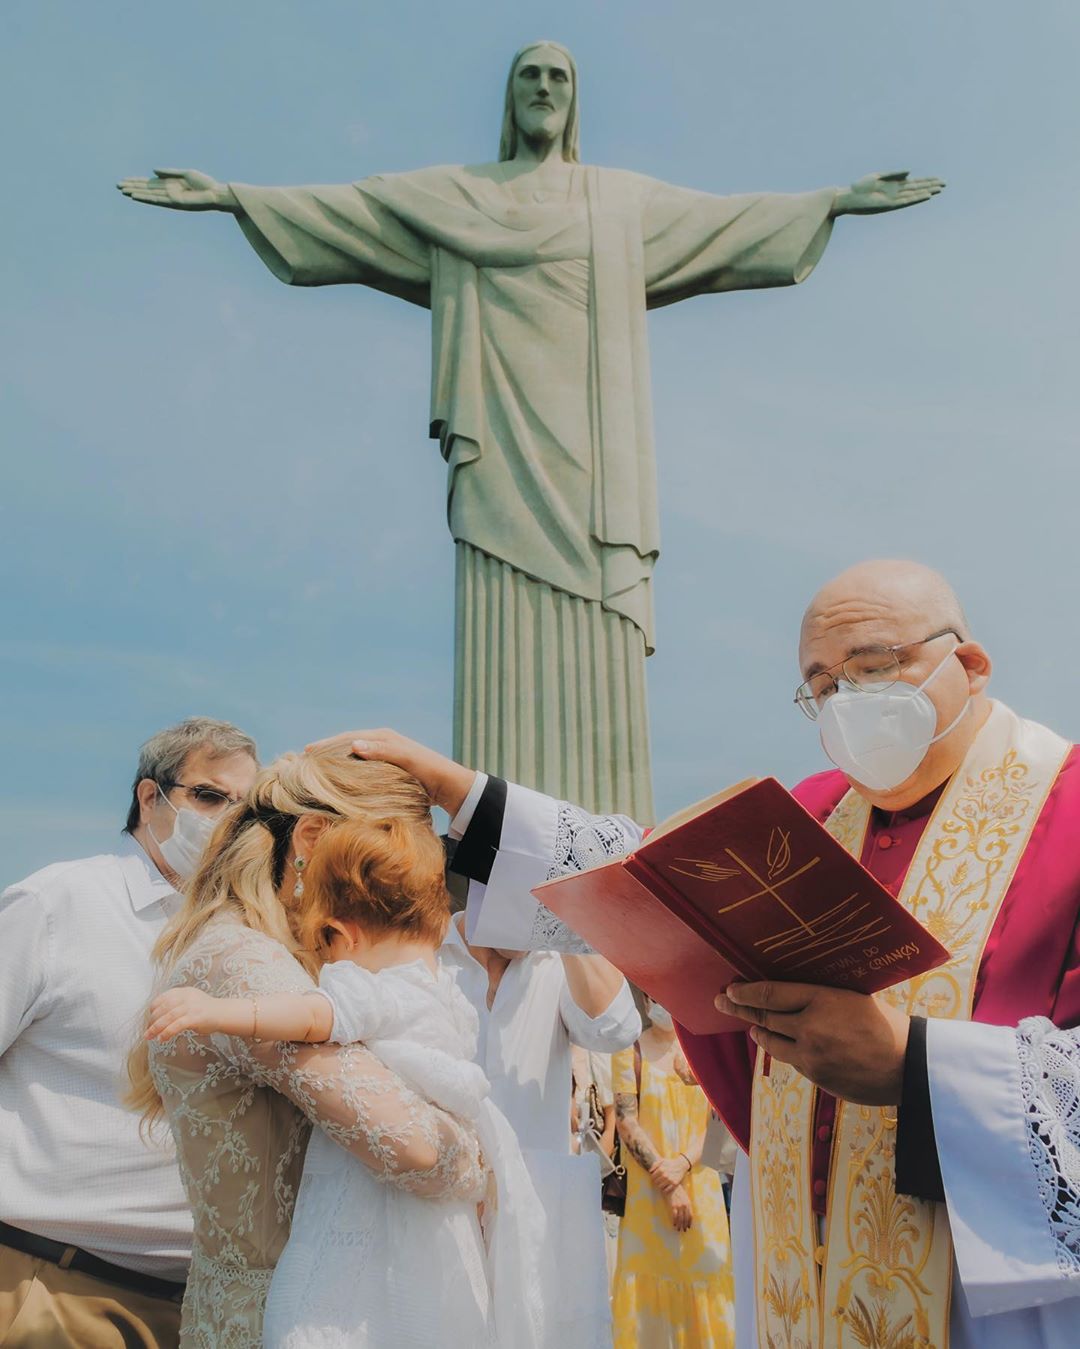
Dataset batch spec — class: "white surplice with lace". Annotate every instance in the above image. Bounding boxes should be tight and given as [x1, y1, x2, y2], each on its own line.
[148, 921, 486, 1349]
[262, 957, 551, 1349]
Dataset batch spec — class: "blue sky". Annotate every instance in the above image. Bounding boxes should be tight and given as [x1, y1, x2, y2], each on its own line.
[2, 0, 1078, 885]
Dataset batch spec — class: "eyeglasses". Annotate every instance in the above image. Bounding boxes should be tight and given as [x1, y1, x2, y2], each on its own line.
[161, 781, 242, 812]
[794, 628, 961, 722]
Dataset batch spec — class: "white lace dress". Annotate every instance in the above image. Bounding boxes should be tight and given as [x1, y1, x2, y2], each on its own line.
[262, 959, 551, 1349]
[148, 921, 486, 1349]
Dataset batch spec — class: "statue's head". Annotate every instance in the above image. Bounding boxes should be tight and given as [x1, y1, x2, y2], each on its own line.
[499, 41, 580, 163]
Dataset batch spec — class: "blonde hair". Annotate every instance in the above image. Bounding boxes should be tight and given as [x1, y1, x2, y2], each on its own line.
[498, 40, 580, 163]
[295, 815, 450, 955]
[126, 745, 437, 1124]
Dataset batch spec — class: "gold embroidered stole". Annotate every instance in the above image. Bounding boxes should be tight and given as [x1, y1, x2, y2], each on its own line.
[750, 703, 1070, 1349]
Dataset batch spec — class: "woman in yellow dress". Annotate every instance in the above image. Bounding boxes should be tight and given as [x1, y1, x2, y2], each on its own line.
[611, 997, 735, 1348]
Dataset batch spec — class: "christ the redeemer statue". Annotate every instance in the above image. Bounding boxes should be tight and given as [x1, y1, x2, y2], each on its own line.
[120, 40, 944, 822]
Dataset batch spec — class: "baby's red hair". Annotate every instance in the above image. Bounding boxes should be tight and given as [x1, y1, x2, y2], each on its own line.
[297, 814, 450, 954]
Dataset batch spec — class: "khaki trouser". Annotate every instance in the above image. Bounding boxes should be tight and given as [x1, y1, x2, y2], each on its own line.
[0, 1245, 181, 1349]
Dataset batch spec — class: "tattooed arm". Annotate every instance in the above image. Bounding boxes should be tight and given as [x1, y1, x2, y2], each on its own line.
[615, 1087, 693, 1231]
[615, 1090, 663, 1174]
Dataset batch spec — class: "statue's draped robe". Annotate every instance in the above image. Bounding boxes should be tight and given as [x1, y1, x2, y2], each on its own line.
[232, 165, 836, 818]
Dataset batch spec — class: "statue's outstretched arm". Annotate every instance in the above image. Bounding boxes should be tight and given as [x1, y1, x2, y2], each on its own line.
[117, 168, 240, 214]
[831, 170, 945, 218]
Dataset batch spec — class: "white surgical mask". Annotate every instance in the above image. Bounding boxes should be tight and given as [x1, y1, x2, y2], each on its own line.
[818, 644, 970, 793]
[148, 787, 220, 880]
[648, 1003, 674, 1031]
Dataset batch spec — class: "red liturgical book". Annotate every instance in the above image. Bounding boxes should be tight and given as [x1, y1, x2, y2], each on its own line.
[531, 777, 950, 1034]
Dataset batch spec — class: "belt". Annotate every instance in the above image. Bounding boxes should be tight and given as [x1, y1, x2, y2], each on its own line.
[0, 1222, 186, 1304]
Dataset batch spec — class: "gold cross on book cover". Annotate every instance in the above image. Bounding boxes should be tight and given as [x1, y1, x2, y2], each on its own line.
[532, 778, 949, 1033]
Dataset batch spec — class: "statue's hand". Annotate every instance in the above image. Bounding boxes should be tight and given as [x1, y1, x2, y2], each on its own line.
[832, 170, 945, 217]
[117, 168, 236, 213]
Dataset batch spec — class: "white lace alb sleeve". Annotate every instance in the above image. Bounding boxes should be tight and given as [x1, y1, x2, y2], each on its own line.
[925, 1015, 1080, 1319]
[466, 781, 644, 953]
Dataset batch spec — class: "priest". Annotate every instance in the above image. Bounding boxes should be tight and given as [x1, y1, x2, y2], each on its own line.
[327, 558, 1080, 1348]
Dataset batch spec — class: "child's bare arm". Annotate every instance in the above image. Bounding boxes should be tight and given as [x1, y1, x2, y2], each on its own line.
[146, 986, 334, 1043]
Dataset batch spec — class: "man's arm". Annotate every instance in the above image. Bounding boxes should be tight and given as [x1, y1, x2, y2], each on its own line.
[559, 963, 641, 1053]
[0, 883, 52, 1057]
[561, 954, 627, 1020]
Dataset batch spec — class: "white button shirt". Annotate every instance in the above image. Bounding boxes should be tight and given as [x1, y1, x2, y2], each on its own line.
[439, 923, 640, 1153]
[0, 838, 192, 1278]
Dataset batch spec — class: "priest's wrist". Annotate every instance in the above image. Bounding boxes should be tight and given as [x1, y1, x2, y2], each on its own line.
[434, 762, 480, 818]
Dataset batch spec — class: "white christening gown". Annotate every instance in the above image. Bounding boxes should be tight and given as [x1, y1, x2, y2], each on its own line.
[262, 958, 550, 1349]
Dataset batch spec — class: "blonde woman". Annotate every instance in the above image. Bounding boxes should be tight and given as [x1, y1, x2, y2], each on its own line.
[127, 746, 486, 1349]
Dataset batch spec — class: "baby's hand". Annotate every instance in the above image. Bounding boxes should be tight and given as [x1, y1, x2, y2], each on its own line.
[146, 987, 226, 1041]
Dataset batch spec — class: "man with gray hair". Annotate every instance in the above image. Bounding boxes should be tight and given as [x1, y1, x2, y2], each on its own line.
[0, 717, 257, 1348]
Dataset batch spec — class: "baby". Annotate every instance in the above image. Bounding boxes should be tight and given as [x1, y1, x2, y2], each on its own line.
[147, 813, 548, 1349]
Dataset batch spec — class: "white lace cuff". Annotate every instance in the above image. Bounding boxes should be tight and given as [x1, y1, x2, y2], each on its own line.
[529, 803, 640, 954]
[465, 782, 643, 952]
[1017, 1016, 1080, 1280]
[925, 1015, 1079, 1317]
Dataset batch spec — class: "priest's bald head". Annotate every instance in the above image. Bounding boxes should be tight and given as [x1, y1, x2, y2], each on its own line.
[797, 560, 993, 812]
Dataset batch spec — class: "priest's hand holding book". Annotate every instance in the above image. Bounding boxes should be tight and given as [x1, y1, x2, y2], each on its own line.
[715, 980, 911, 1105]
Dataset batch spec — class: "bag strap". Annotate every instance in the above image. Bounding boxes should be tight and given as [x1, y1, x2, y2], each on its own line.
[634, 1040, 642, 1098]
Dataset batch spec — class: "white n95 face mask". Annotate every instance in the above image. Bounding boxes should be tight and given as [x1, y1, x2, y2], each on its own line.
[148, 788, 220, 880]
[817, 645, 970, 793]
[648, 1004, 674, 1031]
